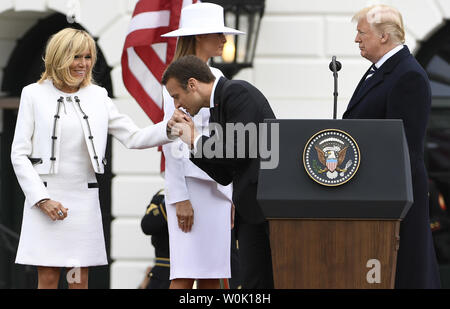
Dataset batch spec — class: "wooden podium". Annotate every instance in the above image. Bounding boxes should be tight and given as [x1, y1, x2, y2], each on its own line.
[257, 120, 413, 289]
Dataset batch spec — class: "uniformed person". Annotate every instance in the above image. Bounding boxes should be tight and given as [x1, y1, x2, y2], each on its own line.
[140, 190, 170, 289]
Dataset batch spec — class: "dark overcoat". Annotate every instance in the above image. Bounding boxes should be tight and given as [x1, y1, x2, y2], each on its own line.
[343, 45, 440, 288]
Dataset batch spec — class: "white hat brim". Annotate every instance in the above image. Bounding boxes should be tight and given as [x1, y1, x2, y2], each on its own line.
[161, 26, 244, 37]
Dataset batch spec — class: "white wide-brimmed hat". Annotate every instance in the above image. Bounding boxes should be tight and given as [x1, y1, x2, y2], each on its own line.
[161, 2, 244, 37]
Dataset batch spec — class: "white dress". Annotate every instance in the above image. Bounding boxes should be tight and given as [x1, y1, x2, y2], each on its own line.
[15, 94, 107, 267]
[162, 67, 233, 279]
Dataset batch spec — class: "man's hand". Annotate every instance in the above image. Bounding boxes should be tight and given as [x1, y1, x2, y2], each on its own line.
[175, 200, 194, 233]
[169, 109, 199, 149]
[167, 109, 188, 138]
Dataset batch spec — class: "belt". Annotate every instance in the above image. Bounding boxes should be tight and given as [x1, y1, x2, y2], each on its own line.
[43, 182, 98, 188]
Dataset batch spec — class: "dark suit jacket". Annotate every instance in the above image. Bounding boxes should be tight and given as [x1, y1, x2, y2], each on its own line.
[190, 77, 276, 224]
[343, 46, 440, 288]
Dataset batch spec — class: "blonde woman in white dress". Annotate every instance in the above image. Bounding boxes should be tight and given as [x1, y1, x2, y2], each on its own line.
[11, 28, 176, 289]
[161, 3, 243, 289]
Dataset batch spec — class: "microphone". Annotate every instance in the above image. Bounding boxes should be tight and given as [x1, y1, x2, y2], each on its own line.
[329, 56, 342, 119]
[329, 56, 342, 73]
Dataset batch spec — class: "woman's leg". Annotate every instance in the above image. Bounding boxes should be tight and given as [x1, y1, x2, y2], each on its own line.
[67, 267, 89, 289]
[37, 266, 60, 289]
[170, 278, 195, 289]
[197, 279, 220, 289]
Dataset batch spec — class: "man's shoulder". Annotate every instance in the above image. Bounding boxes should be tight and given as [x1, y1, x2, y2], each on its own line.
[394, 54, 428, 81]
[221, 78, 255, 94]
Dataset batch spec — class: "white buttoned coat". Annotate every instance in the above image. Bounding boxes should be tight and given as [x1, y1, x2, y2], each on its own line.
[11, 79, 172, 209]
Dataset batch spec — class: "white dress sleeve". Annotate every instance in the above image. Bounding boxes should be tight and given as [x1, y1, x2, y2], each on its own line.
[10, 87, 50, 208]
[162, 87, 190, 204]
[106, 92, 172, 149]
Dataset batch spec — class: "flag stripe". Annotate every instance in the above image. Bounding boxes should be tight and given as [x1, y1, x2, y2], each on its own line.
[134, 45, 166, 81]
[133, 0, 168, 17]
[124, 28, 171, 49]
[122, 0, 197, 172]
[127, 47, 163, 110]
[127, 11, 170, 35]
[122, 56, 164, 121]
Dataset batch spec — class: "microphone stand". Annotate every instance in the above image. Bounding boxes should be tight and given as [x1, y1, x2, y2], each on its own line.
[329, 56, 342, 119]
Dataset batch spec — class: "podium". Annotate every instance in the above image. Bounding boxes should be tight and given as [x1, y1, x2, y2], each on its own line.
[257, 119, 413, 289]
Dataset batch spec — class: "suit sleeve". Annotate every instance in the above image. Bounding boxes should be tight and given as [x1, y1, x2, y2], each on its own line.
[190, 84, 258, 185]
[386, 71, 431, 158]
[10, 87, 50, 208]
[161, 88, 190, 204]
[106, 90, 172, 149]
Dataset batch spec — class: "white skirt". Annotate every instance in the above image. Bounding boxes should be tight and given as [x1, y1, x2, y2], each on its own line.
[167, 177, 231, 279]
[15, 176, 108, 267]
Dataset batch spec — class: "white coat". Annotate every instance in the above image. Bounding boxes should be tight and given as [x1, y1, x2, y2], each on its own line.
[11, 79, 172, 209]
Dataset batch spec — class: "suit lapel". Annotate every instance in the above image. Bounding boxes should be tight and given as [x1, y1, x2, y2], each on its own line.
[210, 76, 227, 123]
[345, 46, 411, 115]
[346, 68, 384, 112]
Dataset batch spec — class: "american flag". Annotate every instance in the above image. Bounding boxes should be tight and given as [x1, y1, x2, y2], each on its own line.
[121, 0, 197, 171]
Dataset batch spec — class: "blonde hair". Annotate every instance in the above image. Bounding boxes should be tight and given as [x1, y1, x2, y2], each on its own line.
[352, 5, 405, 44]
[173, 35, 197, 62]
[38, 28, 97, 89]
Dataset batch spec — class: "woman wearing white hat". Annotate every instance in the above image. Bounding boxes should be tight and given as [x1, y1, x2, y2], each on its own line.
[161, 2, 243, 289]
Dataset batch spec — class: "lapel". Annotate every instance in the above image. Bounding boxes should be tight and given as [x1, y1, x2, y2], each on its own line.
[345, 45, 411, 115]
[210, 76, 227, 124]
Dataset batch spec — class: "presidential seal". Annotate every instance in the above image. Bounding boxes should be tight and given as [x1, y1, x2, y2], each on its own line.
[303, 129, 360, 186]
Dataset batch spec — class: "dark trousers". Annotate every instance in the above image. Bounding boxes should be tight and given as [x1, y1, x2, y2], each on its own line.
[146, 266, 170, 289]
[235, 215, 274, 289]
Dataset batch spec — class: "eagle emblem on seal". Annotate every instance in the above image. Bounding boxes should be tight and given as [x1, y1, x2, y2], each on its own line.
[303, 129, 360, 186]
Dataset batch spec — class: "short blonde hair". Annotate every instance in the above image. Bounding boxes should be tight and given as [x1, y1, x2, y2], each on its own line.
[352, 5, 405, 44]
[39, 28, 97, 89]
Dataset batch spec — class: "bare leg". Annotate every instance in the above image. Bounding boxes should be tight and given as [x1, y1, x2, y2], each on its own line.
[170, 278, 195, 289]
[37, 266, 60, 289]
[197, 279, 221, 289]
[67, 267, 89, 289]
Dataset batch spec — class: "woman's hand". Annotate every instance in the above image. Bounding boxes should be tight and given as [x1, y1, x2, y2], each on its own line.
[37, 199, 68, 221]
[175, 200, 194, 233]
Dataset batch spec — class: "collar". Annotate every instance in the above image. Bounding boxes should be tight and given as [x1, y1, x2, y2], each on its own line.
[209, 76, 220, 108]
[374, 44, 404, 69]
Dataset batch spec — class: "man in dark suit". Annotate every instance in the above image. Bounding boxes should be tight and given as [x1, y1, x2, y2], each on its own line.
[162, 55, 275, 288]
[344, 4, 440, 288]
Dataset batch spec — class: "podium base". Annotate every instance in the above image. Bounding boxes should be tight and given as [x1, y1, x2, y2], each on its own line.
[269, 219, 400, 289]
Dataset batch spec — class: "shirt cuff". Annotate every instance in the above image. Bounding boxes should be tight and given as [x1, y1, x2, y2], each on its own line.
[191, 134, 203, 154]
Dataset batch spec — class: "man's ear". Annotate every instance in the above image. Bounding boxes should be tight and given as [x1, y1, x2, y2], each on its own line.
[380, 32, 389, 44]
[187, 78, 197, 91]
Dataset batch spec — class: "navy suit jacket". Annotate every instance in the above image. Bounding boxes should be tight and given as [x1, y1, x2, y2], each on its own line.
[190, 77, 276, 224]
[344, 46, 440, 288]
